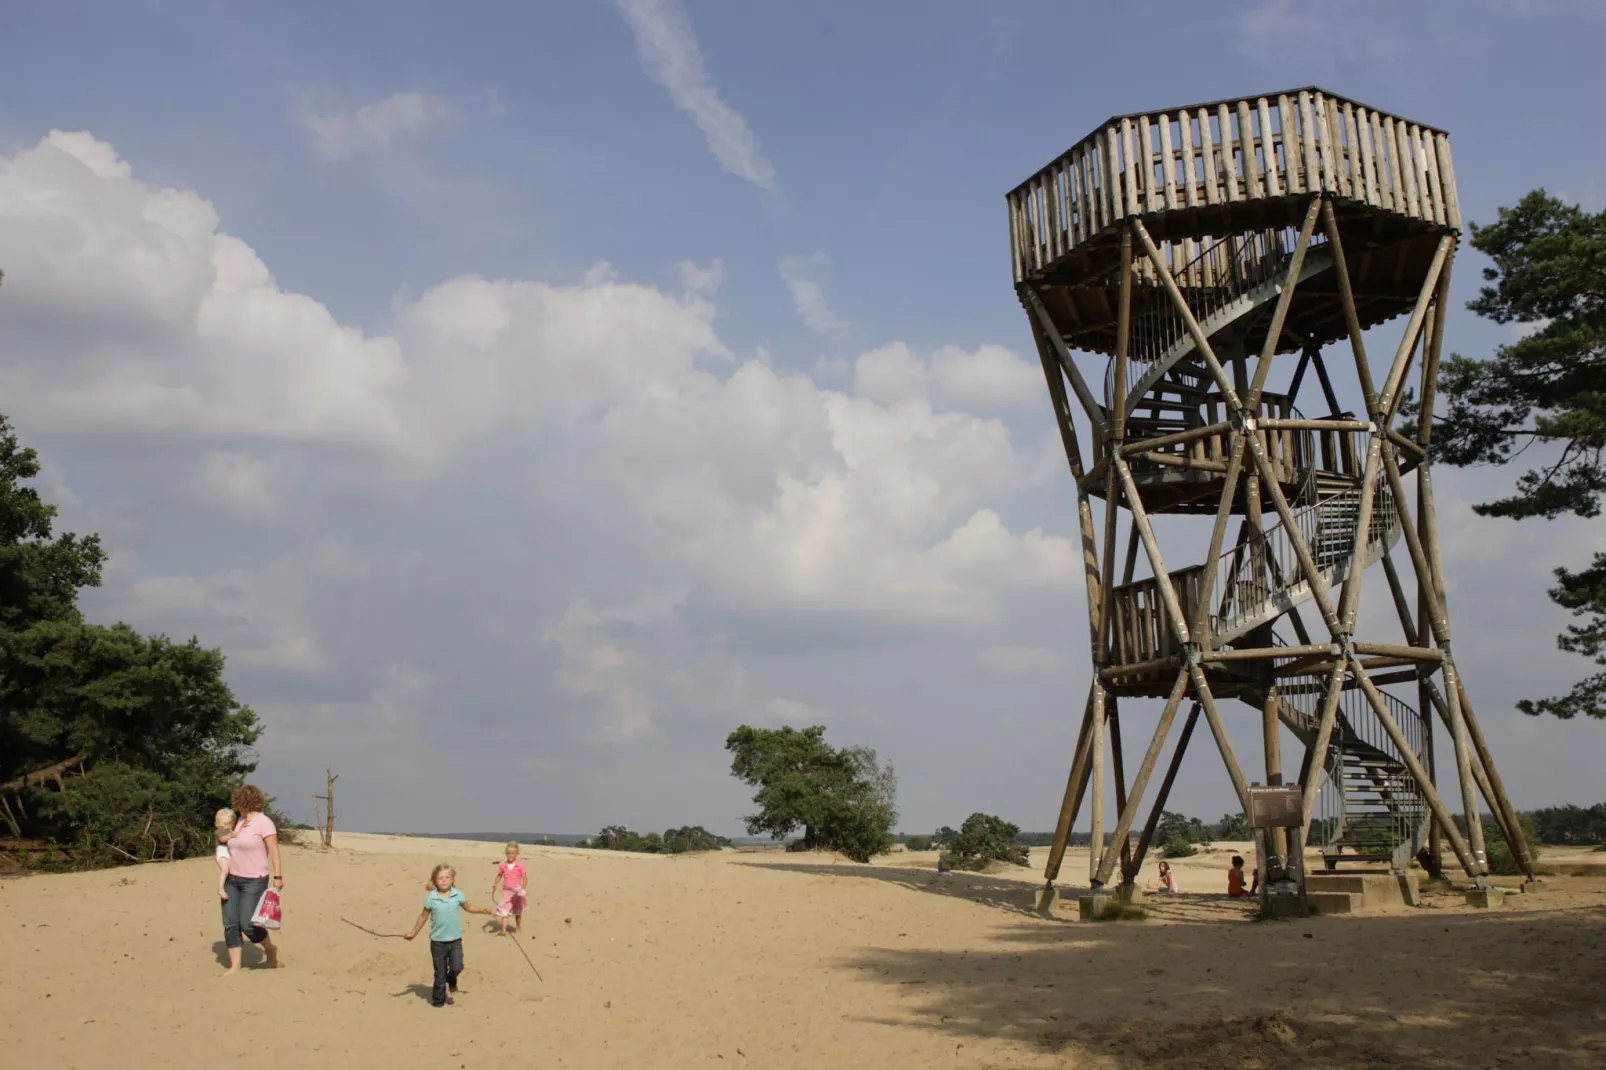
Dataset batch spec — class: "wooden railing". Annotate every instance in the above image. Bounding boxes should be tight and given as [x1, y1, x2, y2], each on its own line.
[1008, 87, 1459, 283]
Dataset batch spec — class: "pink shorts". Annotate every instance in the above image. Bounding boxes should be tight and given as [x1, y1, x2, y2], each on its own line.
[496, 887, 527, 916]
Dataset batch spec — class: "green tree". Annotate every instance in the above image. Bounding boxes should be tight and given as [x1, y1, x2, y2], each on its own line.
[1208, 812, 1250, 841]
[724, 724, 897, 863]
[0, 415, 260, 863]
[1155, 811, 1209, 857]
[948, 812, 1029, 870]
[661, 825, 730, 853]
[1429, 191, 1606, 718]
[904, 834, 933, 852]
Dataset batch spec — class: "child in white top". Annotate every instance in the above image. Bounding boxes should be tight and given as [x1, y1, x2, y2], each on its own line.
[214, 808, 236, 900]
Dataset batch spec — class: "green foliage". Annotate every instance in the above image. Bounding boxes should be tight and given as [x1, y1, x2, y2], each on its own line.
[588, 824, 731, 855]
[0, 415, 259, 865]
[1426, 191, 1606, 718]
[1160, 832, 1197, 858]
[1485, 814, 1542, 876]
[1525, 803, 1606, 845]
[904, 834, 933, 852]
[1207, 812, 1250, 841]
[933, 825, 958, 847]
[725, 724, 898, 863]
[662, 825, 731, 853]
[949, 812, 1029, 870]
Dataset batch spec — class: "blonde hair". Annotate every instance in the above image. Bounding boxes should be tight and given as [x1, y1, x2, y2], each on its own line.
[214, 808, 236, 843]
[504, 841, 519, 853]
[427, 863, 457, 890]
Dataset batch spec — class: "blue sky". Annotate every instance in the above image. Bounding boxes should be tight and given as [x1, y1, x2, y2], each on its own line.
[1, 0, 1602, 837]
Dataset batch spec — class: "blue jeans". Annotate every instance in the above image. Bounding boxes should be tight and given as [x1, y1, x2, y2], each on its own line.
[221, 875, 271, 949]
[430, 939, 463, 1005]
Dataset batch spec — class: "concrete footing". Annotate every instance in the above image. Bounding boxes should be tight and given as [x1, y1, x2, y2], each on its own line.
[1114, 883, 1145, 905]
[1465, 886, 1505, 909]
[1079, 893, 1116, 920]
[1259, 894, 1310, 919]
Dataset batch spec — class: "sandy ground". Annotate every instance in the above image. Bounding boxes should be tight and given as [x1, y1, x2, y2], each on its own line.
[4, 835, 1604, 1069]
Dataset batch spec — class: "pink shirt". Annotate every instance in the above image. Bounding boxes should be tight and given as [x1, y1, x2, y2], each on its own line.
[498, 861, 526, 890]
[227, 814, 278, 878]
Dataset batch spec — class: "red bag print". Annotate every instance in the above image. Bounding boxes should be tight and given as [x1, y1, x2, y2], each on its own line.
[251, 887, 283, 930]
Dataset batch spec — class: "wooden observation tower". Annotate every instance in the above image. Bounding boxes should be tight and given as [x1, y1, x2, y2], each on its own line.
[1009, 89, 1535, 909]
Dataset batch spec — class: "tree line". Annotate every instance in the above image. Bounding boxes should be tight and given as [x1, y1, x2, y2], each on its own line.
[582, 825, 732, 854]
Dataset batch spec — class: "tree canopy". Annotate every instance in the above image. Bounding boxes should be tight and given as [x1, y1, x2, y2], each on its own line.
[948, 812, 1029, 870]
[0, 415, 261, 863]
[1429, 191, 1606, 718]
[724, 724, 897, 863]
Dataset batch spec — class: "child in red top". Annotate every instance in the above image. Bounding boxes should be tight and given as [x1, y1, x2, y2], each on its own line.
[1227, 855, 1249, 897]
[490, 842, 528, 936]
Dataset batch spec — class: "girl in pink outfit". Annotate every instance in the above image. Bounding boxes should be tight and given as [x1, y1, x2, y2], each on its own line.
[490, 842, 528, 936]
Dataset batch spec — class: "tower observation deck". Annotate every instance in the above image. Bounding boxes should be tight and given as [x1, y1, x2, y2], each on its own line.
[1010, 89, 1534, 908]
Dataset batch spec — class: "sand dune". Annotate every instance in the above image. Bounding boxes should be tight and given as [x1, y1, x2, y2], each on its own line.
[4, 834, 1604, 1068]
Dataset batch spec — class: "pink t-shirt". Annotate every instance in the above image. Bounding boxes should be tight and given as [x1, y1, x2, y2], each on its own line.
[498, 861, 526, 891]
[227, 814, 278, 878]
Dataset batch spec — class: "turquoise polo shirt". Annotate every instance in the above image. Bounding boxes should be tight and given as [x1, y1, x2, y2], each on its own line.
[424, 887, 466, 941]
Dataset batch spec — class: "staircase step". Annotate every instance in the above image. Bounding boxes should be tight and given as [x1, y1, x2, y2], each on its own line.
[1308, 891, 1356, 914]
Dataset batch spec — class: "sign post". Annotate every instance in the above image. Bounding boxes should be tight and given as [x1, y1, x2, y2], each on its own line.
[1247, 784, 1308, 916]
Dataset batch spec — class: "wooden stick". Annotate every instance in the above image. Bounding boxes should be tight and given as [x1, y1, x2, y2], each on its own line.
[510, 928, 545, 982]
[1121, 422, 1231, 457]
[343, 918, 407, 939]
[1337, 433, 1385, 631]
[1126, 703, 1200, 881]
[1352, 641, 1442, 661]
[1025, 290, 1107, 440]
[1094, 668, 1189, 887]
[1204, 644, 1330, 662]
[1248, 198, 1323, 411]
[1043, 686, 1098, 883]
[1258, 419, 1371, 432]
[1320, 200, 1381, 418]
[1379, 236, 1454, 418]
[1112, 456, 1192, 647]
[1107, 697, 1134, 877]
[1090, 683, 1107, 883]
[1188, 665, 1253, 810]
[1189, 434, 1247, 645]
[1297, 660, 1349, 839]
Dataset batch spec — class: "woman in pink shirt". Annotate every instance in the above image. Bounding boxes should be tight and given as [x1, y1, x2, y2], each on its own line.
[220, 784, 284, 973]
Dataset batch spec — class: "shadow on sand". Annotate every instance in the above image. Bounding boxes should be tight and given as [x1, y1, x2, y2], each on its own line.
[743, 859, 1255, 925]
[746, 860, 1606, 1069]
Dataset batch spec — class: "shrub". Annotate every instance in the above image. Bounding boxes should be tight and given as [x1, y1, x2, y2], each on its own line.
[1484, 814, 1542, 875]
[905, 834, 933, 852]
[1160, 831, 1197, 858]
[950, 812, 1030, 870]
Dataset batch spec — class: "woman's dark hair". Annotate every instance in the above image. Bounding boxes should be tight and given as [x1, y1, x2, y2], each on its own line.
[231, 784, 268, 815]
[1231, 855, 1245, 867]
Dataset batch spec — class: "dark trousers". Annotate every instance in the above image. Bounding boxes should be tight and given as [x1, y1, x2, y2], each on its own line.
[221, 875, 270, 950]
[430, 938, 464, 1005]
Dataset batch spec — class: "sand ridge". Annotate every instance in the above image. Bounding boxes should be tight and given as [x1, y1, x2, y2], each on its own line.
[3, 835, 1604, 1068]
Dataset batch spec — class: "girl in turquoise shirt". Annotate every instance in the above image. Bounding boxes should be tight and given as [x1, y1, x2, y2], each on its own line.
[405, 863, 496, 1006]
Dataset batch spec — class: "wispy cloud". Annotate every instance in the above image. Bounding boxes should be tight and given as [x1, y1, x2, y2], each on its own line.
[615, 0, 779, 194]
[779, 254, 848, 337]
[295, 92, 455, 158]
